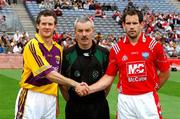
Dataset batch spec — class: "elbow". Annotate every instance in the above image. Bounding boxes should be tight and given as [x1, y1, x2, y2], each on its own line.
[45, 71, 52, 80]
[45, 71, 56, 83]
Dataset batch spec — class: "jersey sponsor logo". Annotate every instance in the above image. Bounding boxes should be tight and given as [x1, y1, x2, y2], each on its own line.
[142, 52, 149, 59]
[127, 62, 146, 75]
[128, 76, 147, 82]
[126, 61, 147, 82]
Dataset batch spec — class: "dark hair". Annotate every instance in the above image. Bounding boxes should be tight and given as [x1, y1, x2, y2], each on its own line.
[36, 10, 57, 32]
[122, 9, 143, 23]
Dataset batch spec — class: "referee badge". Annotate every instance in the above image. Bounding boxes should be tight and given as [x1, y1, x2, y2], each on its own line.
[92, 70, 99, 79]
[74, 70, 81, 77]
[142, 52, 149, 59]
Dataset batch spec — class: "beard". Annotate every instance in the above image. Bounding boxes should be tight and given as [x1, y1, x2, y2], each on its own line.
[128, 35, 137, 39]
[127, 30, 141, 40]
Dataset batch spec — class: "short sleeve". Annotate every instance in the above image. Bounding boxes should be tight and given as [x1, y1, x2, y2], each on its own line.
[105, 47, 118, 76]
[23, 40, 53, 78]
[155, 42, 170, 72]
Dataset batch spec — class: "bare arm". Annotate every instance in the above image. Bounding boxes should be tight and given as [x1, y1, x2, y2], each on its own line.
[75, 74, 115, 96]
[89, 74, 115, 95]
[46, 71, 89, 96]
[46, 70, 79, 87]
[104, 84, 112, 97]
[158, 70, 170, 89]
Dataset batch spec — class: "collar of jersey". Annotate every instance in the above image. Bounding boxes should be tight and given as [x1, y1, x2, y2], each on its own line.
[123, 32, 146, 44]
[75, 40, 96, 56]
[35, 33, 56, 45]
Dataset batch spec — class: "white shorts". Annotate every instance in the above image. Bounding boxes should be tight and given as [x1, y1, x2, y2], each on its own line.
[15, 88, 56, 119]
[117, 92, 162, 119]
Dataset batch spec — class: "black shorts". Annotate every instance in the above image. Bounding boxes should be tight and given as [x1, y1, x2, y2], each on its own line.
[65, 98, 110, 119]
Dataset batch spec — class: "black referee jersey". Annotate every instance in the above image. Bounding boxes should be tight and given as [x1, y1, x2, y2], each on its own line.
[62, 42, 110, 119]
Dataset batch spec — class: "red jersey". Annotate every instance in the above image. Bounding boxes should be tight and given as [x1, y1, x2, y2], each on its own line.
[106, 33, 170, 95]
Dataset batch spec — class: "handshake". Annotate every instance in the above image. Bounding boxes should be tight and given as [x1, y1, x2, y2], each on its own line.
[75, 82, 91, 96]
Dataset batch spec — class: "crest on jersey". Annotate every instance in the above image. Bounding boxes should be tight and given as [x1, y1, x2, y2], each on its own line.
[55, 56, 60, 64]
[142, 52, 149, 59]
[92, 70, 99, 79]
[74, 70, 81, 77]
[122, 55, 128, 61]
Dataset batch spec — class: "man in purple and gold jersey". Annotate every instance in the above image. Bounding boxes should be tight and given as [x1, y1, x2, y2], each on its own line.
[14, 10, 87, 119]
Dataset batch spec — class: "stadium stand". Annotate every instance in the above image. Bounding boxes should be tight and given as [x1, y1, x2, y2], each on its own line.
[24, 0, 180, 38]
[25, 0, 123, 38]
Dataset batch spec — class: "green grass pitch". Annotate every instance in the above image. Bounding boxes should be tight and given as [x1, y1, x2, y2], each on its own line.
[0, 69, 180, 119]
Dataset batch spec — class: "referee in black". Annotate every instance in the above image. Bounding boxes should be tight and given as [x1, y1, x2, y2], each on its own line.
[60, 15, 110, 119]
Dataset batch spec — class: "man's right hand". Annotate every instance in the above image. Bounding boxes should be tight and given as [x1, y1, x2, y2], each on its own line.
[75, 82, 90, 96]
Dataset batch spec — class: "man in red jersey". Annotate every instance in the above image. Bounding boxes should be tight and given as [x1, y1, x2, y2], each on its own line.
[76, 9, 170, 119]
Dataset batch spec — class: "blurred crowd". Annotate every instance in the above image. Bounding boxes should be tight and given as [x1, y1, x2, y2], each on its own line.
[0, 0, 17, 9]
[37, 0, 118, 16]
[38, 0, 118, 10]
[0, 31, 30, 53]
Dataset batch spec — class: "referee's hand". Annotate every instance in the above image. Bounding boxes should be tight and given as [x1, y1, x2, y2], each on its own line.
[75, 82, 89, 96]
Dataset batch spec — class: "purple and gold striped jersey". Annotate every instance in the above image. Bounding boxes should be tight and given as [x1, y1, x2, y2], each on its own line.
[19, 33, 63, 96]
